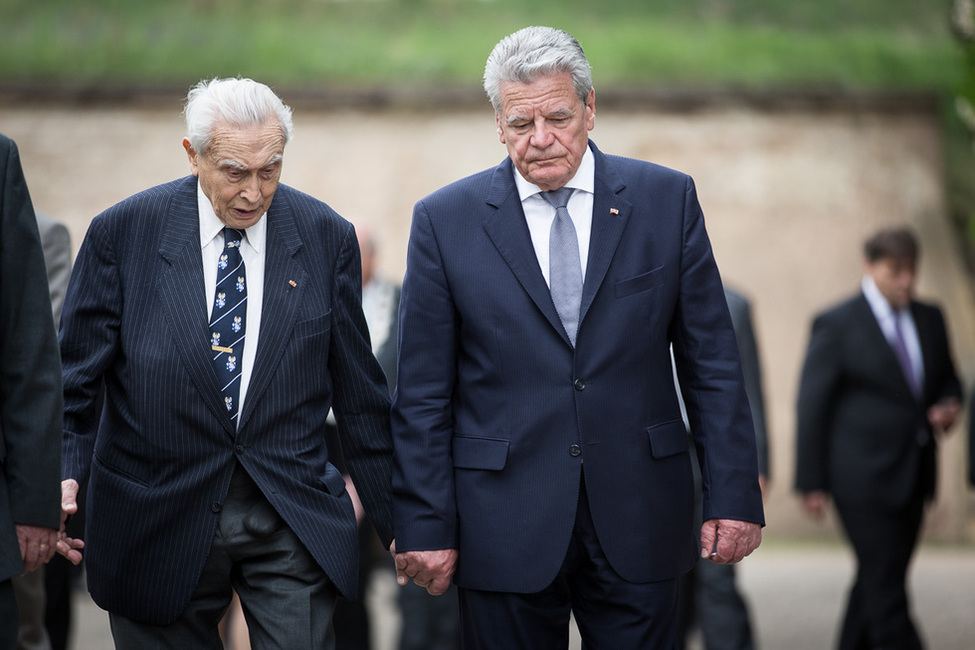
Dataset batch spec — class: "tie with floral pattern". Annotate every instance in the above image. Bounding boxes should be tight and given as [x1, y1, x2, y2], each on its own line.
[210, 228, 247, 423]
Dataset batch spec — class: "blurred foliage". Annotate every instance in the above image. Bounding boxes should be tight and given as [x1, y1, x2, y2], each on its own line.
[0, 0, 960, 89]
[950, 0, 975, 272]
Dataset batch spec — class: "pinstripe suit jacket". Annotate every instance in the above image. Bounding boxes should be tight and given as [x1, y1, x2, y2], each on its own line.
[60, 175, 393, 624]
[392, 141, 765, 593]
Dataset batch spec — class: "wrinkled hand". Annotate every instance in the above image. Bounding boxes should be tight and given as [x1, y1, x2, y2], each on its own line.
[17, 524, 58, 574]
[395, 548, 458, 596]
[56, 479, 85, 565]
[700, 518, 761, 565]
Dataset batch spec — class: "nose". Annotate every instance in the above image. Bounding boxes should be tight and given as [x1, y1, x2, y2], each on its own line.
[530, 120, 555, 148]
[239, 174, 261, 203]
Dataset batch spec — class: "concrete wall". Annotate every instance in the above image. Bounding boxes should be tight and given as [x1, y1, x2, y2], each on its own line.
[3, 90, 973, 542]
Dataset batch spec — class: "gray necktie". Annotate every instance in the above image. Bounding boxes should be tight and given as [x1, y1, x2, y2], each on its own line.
[542, 187, 582, 346]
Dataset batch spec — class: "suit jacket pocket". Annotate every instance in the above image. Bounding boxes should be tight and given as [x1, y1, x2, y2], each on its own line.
[452, 436, 509, 471]
[646, 419, 689, 458]
[294, 311, 332, 339]
[318, 463, 348, 497]
[615, 266, 663, 298]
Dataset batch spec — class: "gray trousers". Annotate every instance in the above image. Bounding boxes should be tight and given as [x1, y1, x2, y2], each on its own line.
[110, 467, 338, 649]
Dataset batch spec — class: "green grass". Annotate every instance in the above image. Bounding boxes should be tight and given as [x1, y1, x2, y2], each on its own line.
[0, 0, 962, 90]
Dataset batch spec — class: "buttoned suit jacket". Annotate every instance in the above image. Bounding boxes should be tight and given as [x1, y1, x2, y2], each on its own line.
[0, 135, 63, 583]
[795, 292, 961, 510]
[60, 175, 394, 625]
[392, 141, 765, 594]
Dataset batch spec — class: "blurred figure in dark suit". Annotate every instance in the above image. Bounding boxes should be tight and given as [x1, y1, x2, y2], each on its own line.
[0, 134, 63, 650]
[796, 226, 961, 650]
[679, 287, 768, 650]
[12, 211, 71, 650]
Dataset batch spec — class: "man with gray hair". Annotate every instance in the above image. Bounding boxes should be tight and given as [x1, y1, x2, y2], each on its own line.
[57, 78, 394, 648]
[392, 26, 764, 648]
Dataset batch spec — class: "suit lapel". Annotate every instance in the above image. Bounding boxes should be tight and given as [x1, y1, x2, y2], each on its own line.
[482, 159, 567, 341]
[855, 294, 919, 401]
[156, 177, 235, 434]
[236, 190, 307, 432]
[580, 144, 630, 327]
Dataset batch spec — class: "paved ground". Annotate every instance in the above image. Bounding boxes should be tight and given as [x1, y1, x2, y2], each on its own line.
[68, 539, 975, 649]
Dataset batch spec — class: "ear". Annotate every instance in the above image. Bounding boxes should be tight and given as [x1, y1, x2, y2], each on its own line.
[183, 138, 200, 176]
[496, 112, 506, 144]
[585, 88, 596, 131]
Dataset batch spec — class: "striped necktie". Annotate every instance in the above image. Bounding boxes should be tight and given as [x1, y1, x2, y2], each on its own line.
[210, 228, 247, 423]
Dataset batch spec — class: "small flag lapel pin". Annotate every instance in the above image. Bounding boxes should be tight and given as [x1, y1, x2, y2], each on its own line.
[610, 208, 619, 215]
[288, 280, 297, 287]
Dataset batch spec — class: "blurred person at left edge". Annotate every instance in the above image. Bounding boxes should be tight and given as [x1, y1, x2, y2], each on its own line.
[0, 133, 64, 650]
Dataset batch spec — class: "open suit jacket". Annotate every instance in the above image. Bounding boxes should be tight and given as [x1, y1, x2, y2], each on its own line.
[795, 293, 961, 510]
[392, 141, 765, 594]
[0, 135, 63, 584]
[59, 176, 394, 625]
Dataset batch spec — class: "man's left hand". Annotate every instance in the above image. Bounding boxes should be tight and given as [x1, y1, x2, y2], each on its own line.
[700, 518, 762, 564]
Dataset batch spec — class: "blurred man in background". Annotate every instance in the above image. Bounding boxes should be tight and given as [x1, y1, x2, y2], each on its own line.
[796, 226, 961, 650]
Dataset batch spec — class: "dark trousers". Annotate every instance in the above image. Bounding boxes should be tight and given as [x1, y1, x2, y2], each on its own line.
[109, 467, 338, 649]
[458, 477, 679, 650]
[834, 493, 925, 650]
[679, 559, 755, 650]
[0, 579, 17, 650]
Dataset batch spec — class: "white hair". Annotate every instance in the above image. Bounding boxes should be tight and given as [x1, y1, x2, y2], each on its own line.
[183, 77, 294, 154]
[483, 26, 593, 112]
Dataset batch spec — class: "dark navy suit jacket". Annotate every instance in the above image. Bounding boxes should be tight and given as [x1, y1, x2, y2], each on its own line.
[392, 142, 765, 594]
[60, 176, 394, 624]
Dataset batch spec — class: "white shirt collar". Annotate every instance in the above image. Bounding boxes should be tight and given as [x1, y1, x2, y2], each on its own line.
[513, 144, 595, 202]
[196, 180, 267, 253]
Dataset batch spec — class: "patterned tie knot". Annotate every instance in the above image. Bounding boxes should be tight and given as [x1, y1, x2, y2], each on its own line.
[541, 187, 574, 210]
[224, 228, 244, 248]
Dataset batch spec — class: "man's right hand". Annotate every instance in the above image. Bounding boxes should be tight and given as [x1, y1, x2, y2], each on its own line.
[57, 479, 85, 565]
[394, 548, 458, 596]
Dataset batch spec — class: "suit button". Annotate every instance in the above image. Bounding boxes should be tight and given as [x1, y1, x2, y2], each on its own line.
[569, 444, 582, 457]
[573, 379, 586, 390]
[235, 444, 245, 455]
[211, 502, 222, 513]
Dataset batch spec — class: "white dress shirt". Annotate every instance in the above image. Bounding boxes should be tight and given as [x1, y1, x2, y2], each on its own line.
[198, 182, 266, 421]
[514, 145, 595, 284]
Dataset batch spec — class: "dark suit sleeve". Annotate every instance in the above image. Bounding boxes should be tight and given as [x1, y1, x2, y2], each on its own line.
[670, 178, 764, 525]
[0, 136, 63, 543]
[794, 313, 840, 494]
[391, 201, 460, 551]
[328, 225, 395, 546]
[59, 217, 121, 485]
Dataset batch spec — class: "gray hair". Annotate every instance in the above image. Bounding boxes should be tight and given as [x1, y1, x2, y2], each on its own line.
[183, 78, 294, 154]
[483, 26, 593, 112]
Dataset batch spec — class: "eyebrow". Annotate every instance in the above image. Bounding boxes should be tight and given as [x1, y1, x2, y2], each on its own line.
[219, 153, 283, 171]
[504, 108, 574, 126]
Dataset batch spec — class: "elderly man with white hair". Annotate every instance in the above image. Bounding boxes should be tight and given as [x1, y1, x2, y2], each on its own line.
[57, 78, 394, 649]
